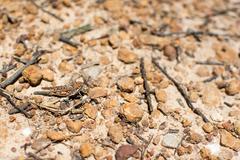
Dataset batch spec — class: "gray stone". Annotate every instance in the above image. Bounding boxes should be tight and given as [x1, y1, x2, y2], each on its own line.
[84, 66, 102, 79]
[162, 133, 182, 149]
[210, 111, 223, 122]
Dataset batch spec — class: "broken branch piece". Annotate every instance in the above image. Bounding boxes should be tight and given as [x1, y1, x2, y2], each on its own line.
[152, 58, 210, 123]
[140, 58, 153, 114]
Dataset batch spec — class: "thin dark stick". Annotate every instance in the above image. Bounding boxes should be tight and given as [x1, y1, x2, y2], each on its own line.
[35, 141, 52, 154]
[166, 129, 179, 134]
[0, 64, 16, 74]
[141, 135, 153, 160]
[13, 56, 28, 64]
[59, 36, 79, 48]
[29, 0, 64, 22]
[204, 8, 238, 18]
[157, 106, 168, 116]
[175, 46, 181, 63]
[203, 75, 218, 83]
[0, 50, 44, 89]
[59, 24, 92, 48]
[134, 133, 148, 144]
[151, 30, 240, 39]
[0, 88, 32, 118]
[26, 152, 43, 160]
[97, 139, 115, 150]
[60, 24, 92, 39]
[196, 61, 224, 66]
[140, 58, 153, 114]
[4, 13, 17, 24]
[129, 19, 143, 25]
[152, 58, 210, 123]
[8, 102, 31, 114]
[224, 102, 233, 107]
[96, 0, 106, 3]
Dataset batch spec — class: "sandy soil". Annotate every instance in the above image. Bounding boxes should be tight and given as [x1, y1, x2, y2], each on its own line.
[0, 0, 240, 160]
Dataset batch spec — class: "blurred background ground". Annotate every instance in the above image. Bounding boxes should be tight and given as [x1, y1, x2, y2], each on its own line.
[0, 0, 240, 159]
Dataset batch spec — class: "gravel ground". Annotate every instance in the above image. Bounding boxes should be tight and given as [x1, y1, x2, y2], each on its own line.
[0, 0, 240, 160]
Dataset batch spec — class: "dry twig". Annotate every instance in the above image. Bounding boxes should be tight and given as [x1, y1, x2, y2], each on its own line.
[141, 135, 154, 160]
[151, 30, 240, 39]
[35, 141, 52, 154]
[203, 75, 218, 83]
[196, 61, 224, 66]
[152, 58, 210, 123]
[199, 7, 238, 30]
[8, 102, 32, 114]
[0, 49, 45, 89]
[204, 7, 238, 19]
[29, 0, 64, 22]
[26, 152, 43, 160]
[0, 64, 16, 74]
[13, 56, 28, 64]
[0, 88, 32, 118]
[59, 24, 92, 47]
[140, 58, 153, 114]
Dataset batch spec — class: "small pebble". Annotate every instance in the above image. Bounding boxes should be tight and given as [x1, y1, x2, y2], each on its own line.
[121, 103, 144, 122]
[220, 130, 240, 151]
[117, 47, 138, 64]
[202, 84, 221, 107]
[14, 43, 26, 57]
[155, 89, 167, 103]
[39, 54, 49, 64]
[225, 79, 240, 96]
[234, 120, 240, 135]
[58, 60, 74, 73]
[210, 112, 223, 122]
[84, 103, 98, 120]
[188, 91, 198, 103]
[79, 142, 94, 158]
[202, 123, 214, 133]
[65, 120, 82, 133]
[117, 77, 135, 92]
[58, 122, 66, 130]
[11, 147, 17, 153]
[47, 130, 66, 141]
[41, 68, 54, 82]
[196, 66, 210, 77]
[182, 118, 192, 127]
[153, 135, 161, 145]
[108, 124, 124, 144]
[163, 45, 177, 61]
[187, 131, 203, 144]
[88, 87, 108, 99]
[103, 98, 118, 108]
[162, 133, 182, 149]
[22, 65, 43, 86]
